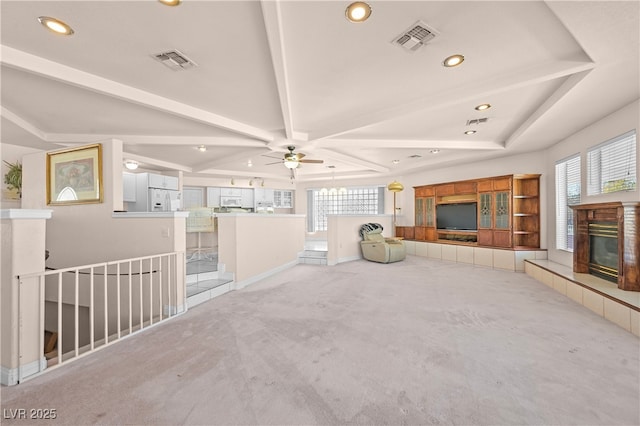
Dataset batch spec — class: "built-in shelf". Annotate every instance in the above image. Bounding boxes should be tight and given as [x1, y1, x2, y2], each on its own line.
[404, 174, 541, 250]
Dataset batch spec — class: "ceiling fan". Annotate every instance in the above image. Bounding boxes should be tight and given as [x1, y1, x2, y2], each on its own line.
[265, 146, 324, 170]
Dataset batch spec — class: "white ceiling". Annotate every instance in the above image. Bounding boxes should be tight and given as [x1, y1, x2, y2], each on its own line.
[1, 1, 638, 183]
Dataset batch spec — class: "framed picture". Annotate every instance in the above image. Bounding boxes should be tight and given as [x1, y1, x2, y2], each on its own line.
[47, 144, 103, 205]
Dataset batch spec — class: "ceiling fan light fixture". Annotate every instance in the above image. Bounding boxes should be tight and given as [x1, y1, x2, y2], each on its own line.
[284, 159, 299, 169]
[443, 54, 464, 67]
[346, 2, 372, 23]
[38, 16, 74, 35]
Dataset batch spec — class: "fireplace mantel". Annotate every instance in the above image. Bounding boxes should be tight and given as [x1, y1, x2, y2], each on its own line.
[572, 202, 640, 291]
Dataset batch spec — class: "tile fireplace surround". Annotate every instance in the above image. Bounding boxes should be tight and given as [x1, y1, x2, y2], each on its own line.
[572, 202, 640, 292]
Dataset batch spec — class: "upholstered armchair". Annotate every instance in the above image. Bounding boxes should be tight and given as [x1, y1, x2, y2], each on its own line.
[359, 223, 406, 263]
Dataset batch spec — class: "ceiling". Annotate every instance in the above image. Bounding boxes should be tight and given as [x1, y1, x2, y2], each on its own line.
[1, 1, 639, 183]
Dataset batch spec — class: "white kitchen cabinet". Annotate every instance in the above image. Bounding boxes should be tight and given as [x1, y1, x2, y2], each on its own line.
[254, 188, 274, 206]
[220, 187, 242, 197]
[123, 172, 137, 202]
[241, 188, 254, 208]
[146, 173, 179, 190]
[274, 189, 294, 208]
[206, 187, 221, 207]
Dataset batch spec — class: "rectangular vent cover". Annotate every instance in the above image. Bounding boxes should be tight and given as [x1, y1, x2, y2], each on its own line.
[466, 118, 489, 126]
[392, 21, 438, 52]
[153, 50, 197, 71]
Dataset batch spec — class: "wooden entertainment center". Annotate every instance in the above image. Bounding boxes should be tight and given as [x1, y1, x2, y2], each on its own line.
[396, 174, 541, 250]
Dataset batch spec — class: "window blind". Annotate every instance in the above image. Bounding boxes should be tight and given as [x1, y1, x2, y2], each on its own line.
[587, 130, 637, 195]
[555, 155, 581, 251]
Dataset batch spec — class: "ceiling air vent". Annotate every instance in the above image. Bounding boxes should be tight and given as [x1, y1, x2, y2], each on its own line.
[153, 49, 197, 71]
[466, 118, 489, 126]
[392, 21, 438, 52]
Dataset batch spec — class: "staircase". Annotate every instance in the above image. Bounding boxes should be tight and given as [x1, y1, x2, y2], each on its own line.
[186, 254, 233, 308]
[298, 240, 328, 265]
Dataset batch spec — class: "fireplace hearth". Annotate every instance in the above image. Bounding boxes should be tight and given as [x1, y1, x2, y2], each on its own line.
[573, 202, 640, 291]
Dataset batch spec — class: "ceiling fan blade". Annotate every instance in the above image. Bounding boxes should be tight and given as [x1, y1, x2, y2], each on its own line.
[262, 154, 283, 160]
[299, 159, 324, 164]
[295, 153, 306, 160]
[265, 160, 283, 165]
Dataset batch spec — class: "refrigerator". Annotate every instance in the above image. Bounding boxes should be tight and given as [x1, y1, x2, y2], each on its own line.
[148, 188, 181, 212]
[128, 173, 182, 212]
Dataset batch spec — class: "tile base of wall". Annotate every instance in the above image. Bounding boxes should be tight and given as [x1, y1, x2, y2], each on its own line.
[403, 241, 547, 272]
[525, 261, 640, 337]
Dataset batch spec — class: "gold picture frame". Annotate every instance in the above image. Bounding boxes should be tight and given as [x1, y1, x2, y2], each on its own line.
[47, 144, 103, 205]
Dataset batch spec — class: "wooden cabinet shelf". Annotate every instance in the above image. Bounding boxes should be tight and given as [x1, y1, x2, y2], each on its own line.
[412, 174, 541, 249]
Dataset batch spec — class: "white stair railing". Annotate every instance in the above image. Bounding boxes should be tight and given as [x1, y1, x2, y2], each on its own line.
[17, 252, 185, 383]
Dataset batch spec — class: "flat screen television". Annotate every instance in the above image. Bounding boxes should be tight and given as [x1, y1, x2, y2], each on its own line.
[436, 202, 478, 231]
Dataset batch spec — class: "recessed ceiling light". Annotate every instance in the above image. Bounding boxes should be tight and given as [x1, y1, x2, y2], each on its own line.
[465, 130, 477, 135]
[158, 0, 181, 6]
[197, 145, 207, 152]
[247, 160, 253, 167]
[345, 2, 372, 23]
[475, 103, 491, 111]
[392, 160, 400, 164]
[38, 16, 74, 35]
[443, 54, 464, 67]
[430, 149, 440, 154]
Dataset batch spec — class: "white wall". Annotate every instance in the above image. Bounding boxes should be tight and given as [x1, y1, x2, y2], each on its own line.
[217, 214, 305, 284]
[545, 99, 640, 267]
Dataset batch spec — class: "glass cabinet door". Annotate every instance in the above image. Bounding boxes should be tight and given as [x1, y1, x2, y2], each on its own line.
[479, 193, 492, 228]
[425, 197, 434, 227]
[415, 198, 425, 226]
[495, 191, 510, 229]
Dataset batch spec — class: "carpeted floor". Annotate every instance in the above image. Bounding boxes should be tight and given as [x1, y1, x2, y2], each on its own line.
[2, 256, 639, 425]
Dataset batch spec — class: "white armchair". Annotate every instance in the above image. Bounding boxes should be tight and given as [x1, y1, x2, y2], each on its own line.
[359, 223, 406, 263]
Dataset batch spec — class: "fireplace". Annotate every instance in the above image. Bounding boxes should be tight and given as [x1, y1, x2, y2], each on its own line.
[588, 222, 619, 283]
[573, 202, 640, 291]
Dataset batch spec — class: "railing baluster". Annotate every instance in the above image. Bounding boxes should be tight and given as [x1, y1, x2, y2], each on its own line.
[103, 265, 108, 345]
[117, 263, 121, 339]
[39, 275, 45, 368]
[128, 261, 133, 335]
[149, 258, 153, 325]
[168, 255, 172, 316]
[57, 272, 63, 365]
[158, 255, 163, 321]
[139, 259, 143, 329]
[74, 271, 79, 357]
[90, 267, 95, 351]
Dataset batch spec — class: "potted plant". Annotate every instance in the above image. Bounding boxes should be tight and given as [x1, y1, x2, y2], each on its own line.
[3, 160, 22, 198]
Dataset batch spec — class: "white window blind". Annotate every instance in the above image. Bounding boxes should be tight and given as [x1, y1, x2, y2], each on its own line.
[587, 130, 637, 195]
[555, 155, 581, 251]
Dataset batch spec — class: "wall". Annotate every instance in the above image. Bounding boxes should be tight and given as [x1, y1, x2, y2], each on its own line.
[217, 214, 305, 285]
[545, 99, 640, 267]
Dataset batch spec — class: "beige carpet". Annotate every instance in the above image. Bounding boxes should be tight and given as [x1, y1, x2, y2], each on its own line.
[2, 256, 639, 425]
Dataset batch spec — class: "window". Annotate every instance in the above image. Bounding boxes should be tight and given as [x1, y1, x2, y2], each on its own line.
[555, 155, 581, 251]
[307, 186, 384, 232]
[587, 130, 637, 195]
